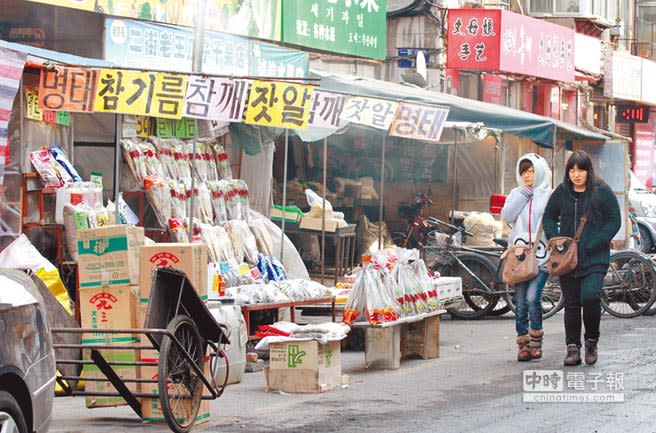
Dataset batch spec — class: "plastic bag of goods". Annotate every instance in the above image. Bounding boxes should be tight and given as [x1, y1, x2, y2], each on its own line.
[305, 188, 333, 218]
[342, 266, 366, 325]
[236, 180, 250, 221]
[222, 181, 242, 221]
[208, 181, 228, 224]
[223, 220, 258, 264]
[213, 142, 233, 180]
[411, 259, 440, 312]
[152, 138, 177, 179]
[193, 184, 214, 224]
[144, 175, 172, 227]
[213, 226, 235, 263]
[249, 223, 273, 257]
[51, 146, 82, 182]
[463, 211, 498, 247]
[362, 262, 399, 325]
[63, 193, 89, 261]
[29, 149, 65, 188]
[395, 263, 430, 317]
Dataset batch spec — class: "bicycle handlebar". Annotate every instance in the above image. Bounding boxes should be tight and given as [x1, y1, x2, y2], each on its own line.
[425, 217, 474, 237]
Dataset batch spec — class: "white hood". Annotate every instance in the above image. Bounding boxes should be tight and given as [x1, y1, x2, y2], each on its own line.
[515, 153, 551, 193]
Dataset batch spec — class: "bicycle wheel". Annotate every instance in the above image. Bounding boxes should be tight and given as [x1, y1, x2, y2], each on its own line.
[441, 252, 499, 320]
[504, 275, 563, 319]
[601, 251, 656, 318]
[158, 314, 204, 433]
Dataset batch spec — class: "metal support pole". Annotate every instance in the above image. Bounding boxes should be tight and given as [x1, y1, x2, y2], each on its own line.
[321, 137, 327, 284]
[187, 0, 207, 242]
[114, 115, 122, 225]
[451, 129, 458, 222]
[280, 129, 289, 261]
[378, 135, 386, 249]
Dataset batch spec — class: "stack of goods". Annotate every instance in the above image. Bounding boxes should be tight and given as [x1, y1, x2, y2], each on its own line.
[463, 211, 503, 247]
[299, 188, 348, 231]
[76, 225, 143, 409]
[224, 278, 332, 305]
[29, 146, 82, 188]
[342, 248, 441, 325]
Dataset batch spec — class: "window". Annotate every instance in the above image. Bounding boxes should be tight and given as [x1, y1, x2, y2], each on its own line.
[637, 3, 656, 60]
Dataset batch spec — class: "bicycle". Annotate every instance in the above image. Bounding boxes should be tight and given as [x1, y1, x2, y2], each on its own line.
[392, 192, 439, 249]
[601, 249, 656, 318]
[423, 218, 564, 320]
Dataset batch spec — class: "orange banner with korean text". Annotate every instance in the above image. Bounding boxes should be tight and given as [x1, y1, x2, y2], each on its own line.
[244, 80, 314, 129]
[93, 69, 188, 119]
[38, 67, 98, 112]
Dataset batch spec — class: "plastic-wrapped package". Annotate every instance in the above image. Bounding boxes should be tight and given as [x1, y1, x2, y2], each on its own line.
[223, 180, 241, 221]
[153, 138, 177, 179]
[201, 139, 219, 182]
[224, 220, 259, 264]
[121, 138, 147, 183]
[51, 146, 82, 182]
[29, 149, 64, 188]
[199, 223, 221, 263]
[224, 283, 290, 305]
[192, 184, 213, 224]
[141, 140, 165, 178]
[249, 223, 273, 257]
[237, 179, 250, 221]
[62, 192, 89, 261]
[212, 142, 233, 180]
[170, 180, 188, 220]
[411, 259, 440, 312]
[273, 279, 331, 301]
[208, 181, 228, 224]
[343, 266, 366, 324]
[214, 226, 235, 263]
[143, 175, 172, 227]
[168, 218, 187, 243]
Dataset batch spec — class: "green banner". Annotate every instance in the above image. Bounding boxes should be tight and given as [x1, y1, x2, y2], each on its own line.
[282, 0, 387, 60]
[156, 118, 197, 138]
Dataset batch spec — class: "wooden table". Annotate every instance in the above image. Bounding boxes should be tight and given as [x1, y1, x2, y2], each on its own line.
[349, 310, 445, 370]
[240, 297, 336, 340]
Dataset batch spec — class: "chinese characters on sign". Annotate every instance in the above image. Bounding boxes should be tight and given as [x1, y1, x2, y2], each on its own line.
[184, 76, 250, 122]
[38, 67, 98, 112]
[104, 18, 250, 76]
[389, 102, 450, 142]
[446, 9, 575, 82]
[282, 0, 387, 60]
[244, 80, 315, 129]
[340, 96, 399, 130]
[94, 69, 188, 119]
[308, 91, 350, 129]
[522, 369, 625, 403]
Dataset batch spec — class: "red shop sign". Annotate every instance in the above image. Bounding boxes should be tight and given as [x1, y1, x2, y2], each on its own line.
[447, 9, 576, 83]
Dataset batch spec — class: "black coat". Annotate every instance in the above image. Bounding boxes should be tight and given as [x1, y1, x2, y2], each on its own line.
[542, 179, 621, 277]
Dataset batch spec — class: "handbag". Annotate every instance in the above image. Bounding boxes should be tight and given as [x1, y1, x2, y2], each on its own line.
[546, 215, 587, 276]
[500, 199, 541, 285]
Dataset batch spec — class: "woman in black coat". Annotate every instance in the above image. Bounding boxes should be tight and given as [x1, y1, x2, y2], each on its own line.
[542, 151, 621, 366]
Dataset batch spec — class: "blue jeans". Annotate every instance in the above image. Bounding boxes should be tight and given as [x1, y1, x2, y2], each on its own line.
[515, 269, 548, 336]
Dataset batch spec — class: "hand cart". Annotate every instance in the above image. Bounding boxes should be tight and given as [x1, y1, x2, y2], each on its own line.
[52, 267, 231, 433]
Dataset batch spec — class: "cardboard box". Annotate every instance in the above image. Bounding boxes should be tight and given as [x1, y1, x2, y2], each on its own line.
[82, 347, 139, 408]
[266, 340, 342, 393]
[79, 284, 138, 336]
[138, 361, 210, 425]
[139, 243, 208, 301]
[299, 217, 338, 232]
[78, 225, 144, 288]
[270, 205, 303, 223]
[136, 301, 158, 362]
[434, 277, 463, 303]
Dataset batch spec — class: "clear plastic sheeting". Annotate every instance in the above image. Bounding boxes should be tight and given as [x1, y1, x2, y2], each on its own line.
[240, 141, 275, 217]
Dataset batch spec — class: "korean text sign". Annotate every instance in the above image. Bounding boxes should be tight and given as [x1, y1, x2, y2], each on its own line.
[244, 80, 315, 129]
[447, 9, 575, 83]
[389, 102, 450, 143]
[38, 67, 98, 112]
[94, 69, 188, 119]
[184, 76, 250, 122]
[282, 0, 387, 60]
[308, 91, 350, 129]
[340, 96, 399, 130]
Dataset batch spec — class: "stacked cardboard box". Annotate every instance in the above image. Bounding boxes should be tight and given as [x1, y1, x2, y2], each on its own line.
[77, 225, 144, 408]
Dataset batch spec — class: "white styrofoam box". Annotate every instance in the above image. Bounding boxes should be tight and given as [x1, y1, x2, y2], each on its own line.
[434, 277, 462, 302]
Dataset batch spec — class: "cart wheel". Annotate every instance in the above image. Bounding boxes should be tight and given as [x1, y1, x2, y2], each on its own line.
[158, 315, 204, 433]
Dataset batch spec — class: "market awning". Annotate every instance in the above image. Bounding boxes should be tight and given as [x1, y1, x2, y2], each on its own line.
[0, 40, 114, 68]
[310, 70, 607, 148]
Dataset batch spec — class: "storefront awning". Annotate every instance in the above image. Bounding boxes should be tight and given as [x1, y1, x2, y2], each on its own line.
[0, 40, 114, 68]
[311, 70, 607, 148]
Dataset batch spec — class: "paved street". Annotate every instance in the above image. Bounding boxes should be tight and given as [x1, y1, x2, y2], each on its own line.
[50, 313, 656, 433]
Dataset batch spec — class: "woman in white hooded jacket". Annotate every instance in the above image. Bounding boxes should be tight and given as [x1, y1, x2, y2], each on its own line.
[500, 153, 552, 362]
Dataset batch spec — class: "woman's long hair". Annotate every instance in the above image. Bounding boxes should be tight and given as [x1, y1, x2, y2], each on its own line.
[563, 150, 597, 191]
[563, 150, 606, 223]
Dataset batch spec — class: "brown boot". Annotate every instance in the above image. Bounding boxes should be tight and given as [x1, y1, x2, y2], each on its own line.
[528, 329, 544, 360]
[517, 335, 531, 362]
[585, 339, 598, 365]
[563, 344, 581, 366]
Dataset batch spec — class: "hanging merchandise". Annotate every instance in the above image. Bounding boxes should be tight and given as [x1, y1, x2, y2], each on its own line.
[208, 181, 229, 224]
[224, 220, 259, 265]
[249, 223, 273, 257]
[143, 175, 172, 227]
[213, 143, 233, 180]
[213, 226, 235, 263]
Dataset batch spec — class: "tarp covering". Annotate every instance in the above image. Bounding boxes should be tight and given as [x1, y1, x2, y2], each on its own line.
[310, 70, 608, 148]
[0, 40, 114, 68]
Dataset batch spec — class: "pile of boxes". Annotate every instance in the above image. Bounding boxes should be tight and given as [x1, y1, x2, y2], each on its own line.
[77, 226, 211, 423]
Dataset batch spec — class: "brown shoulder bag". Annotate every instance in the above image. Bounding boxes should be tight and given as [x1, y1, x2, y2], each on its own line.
[500, 198, 541, 285]
[546, 215, 587, 276]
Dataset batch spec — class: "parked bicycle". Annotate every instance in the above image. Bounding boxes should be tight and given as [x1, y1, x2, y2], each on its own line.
[601, 249, 656, 318]
[392, 192, 439, 250]
[423, 218, 563, 320]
